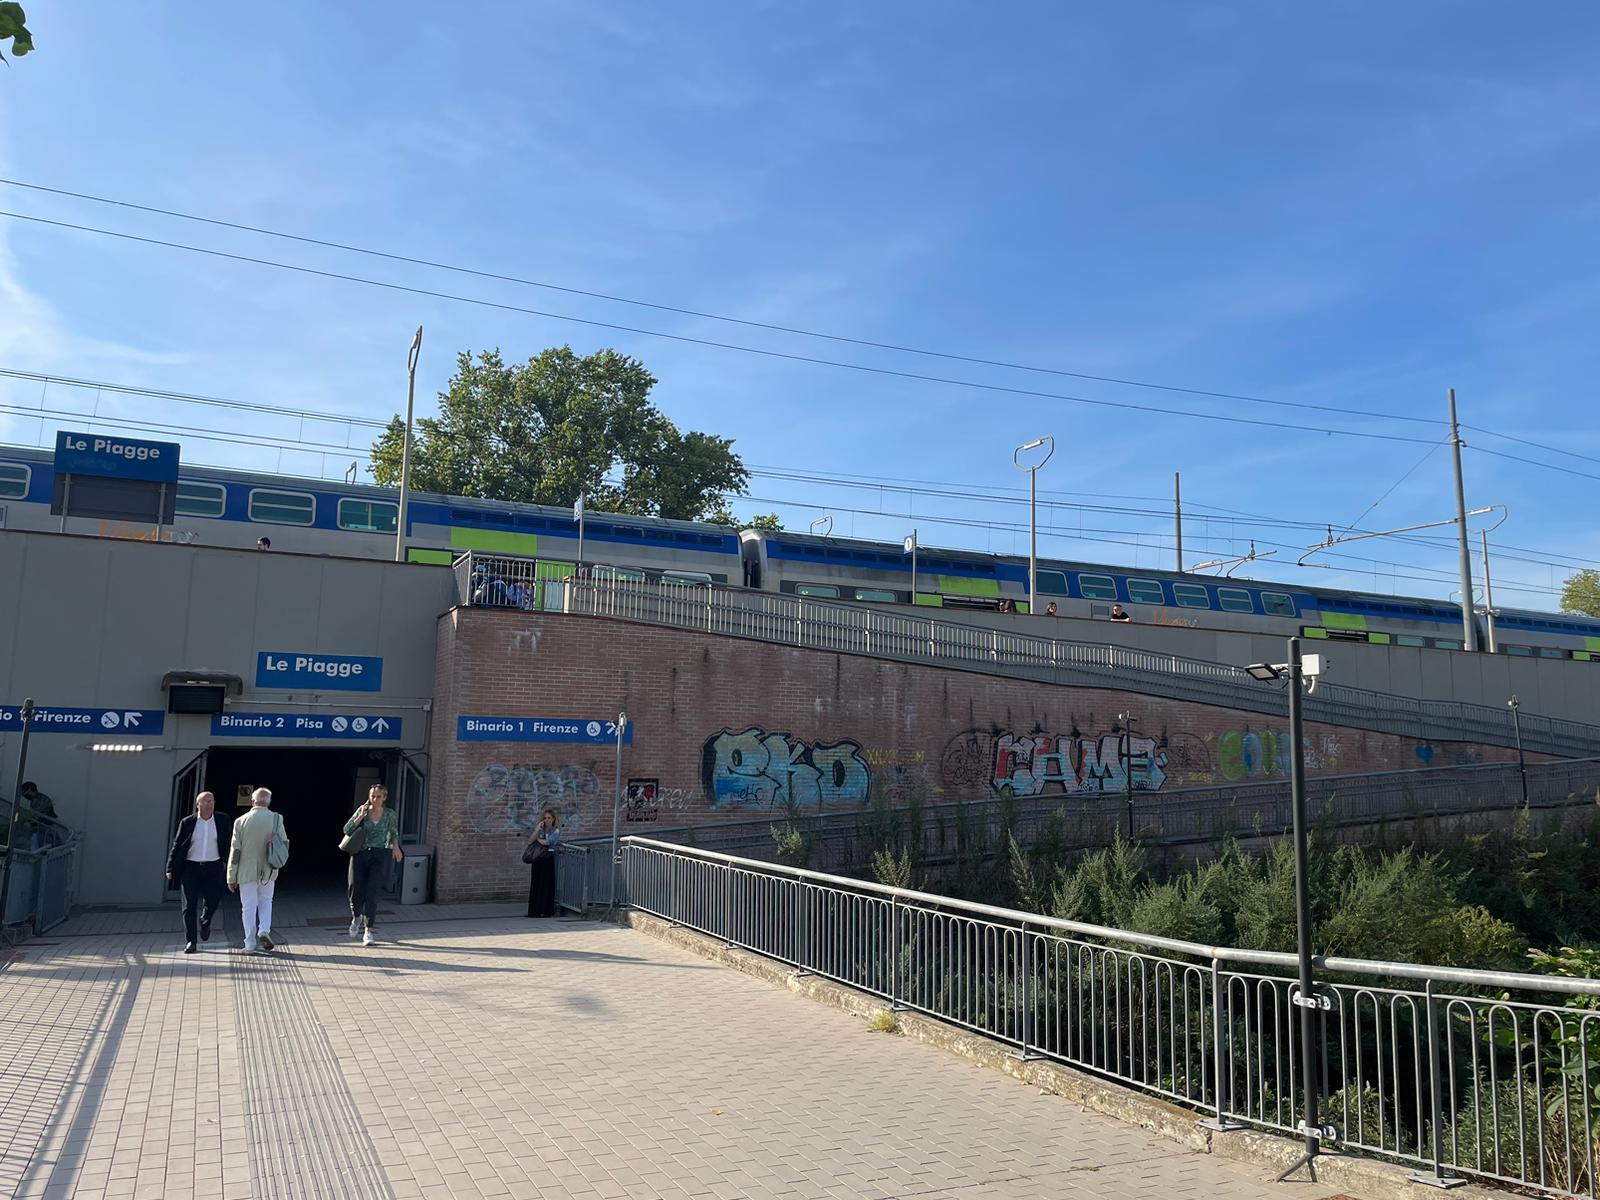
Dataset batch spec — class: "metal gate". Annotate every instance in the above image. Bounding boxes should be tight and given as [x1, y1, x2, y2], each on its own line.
[166, 750, 208, 901]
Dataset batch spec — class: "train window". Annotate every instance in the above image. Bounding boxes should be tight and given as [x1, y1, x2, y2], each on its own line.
[1077, 574, 1117, 600]
[1172, 583, 1212, 609]
[1262, 592, 1296, 617]
[1433, 639, 1461, 651]
[1126, 579, 1165, 605]
[248, 488, 316, 526]
[336, 498, 398, 533]
[662, 570, 712, 586]
[1217, 587, 1254, 613]
[0, 463, 29, 500]
[174, 481, 226, 518]
[1397, 635, 1427, 647]
[853, 589, 897, 603]
[1504, 645, 1535, 657]
[593, 564, 646, 583]
[1036, 570, 1069, 595]
[1539, 648, 1565, 659]
[795, 584, 840, 598]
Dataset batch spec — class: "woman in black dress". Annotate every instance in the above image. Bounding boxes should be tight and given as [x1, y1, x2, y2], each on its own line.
[525, 807, 561, 917]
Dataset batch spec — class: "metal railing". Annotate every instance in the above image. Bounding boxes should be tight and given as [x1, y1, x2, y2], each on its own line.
[0, 814, 81, 935]
[567, 756, 1600, 899]
[624, 835, 1600, 1198]
[457, 570, 1600, 758]
[556, 845, 593, 915]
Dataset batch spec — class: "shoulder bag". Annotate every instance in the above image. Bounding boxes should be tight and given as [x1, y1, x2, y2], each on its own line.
[266, 813, 291, 870]
[522, 838, 549, 866]
[338, 816, 367, 855]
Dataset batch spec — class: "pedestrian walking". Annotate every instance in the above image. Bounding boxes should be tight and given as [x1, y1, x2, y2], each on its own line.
[227, 788, 288, 952]
[166, 790, 232, 954]
[343, 784, 403, 946]
[524, 807, 561, 918]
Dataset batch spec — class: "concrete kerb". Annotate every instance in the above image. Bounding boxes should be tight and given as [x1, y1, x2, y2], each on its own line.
[621, 909, 1516, 1200]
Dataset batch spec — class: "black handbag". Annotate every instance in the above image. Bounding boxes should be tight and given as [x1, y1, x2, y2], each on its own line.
[522, 839, 549, 866]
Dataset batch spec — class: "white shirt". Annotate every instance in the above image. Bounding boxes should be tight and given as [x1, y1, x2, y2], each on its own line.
[187, 816, 219, 863]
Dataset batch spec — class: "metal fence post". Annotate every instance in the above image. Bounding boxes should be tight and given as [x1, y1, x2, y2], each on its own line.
[1410, 977, 1465, 1189]
[1200, 955, 1240, 1132]
[1012, 920, 1034, 1060]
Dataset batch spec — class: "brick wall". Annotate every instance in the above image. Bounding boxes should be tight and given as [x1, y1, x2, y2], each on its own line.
[427, 610, 1531, 902]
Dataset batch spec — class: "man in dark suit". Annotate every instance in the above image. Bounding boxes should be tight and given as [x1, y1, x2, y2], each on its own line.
[166, 791, 232, 953]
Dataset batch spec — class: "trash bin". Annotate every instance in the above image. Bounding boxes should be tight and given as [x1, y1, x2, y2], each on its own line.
[399, 845, 433, 905]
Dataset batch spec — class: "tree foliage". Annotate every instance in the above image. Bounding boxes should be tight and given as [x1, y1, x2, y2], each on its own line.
[1562, 569, 1600, 618]
[369, 346, 751, 522]
[0, 3, 33, 62]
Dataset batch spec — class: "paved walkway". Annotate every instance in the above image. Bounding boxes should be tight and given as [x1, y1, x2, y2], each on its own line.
[0, 895, 1353, 1200]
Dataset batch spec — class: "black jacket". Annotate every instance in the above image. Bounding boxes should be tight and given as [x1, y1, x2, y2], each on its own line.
[167, 812, 234, 882]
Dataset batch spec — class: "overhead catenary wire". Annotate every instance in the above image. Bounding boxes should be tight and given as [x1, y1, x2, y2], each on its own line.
[0, 177, 1453, 430]
[0, 208, 1448, 448]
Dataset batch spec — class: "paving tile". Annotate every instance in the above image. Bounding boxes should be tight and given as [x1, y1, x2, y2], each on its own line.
[1, 892, 1355, 1199]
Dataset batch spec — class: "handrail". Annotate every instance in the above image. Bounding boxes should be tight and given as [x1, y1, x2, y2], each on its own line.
[621, 834, 1600, 996]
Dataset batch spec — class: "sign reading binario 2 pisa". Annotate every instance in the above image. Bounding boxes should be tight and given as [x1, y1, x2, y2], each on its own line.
[457, 716, 634, 745]
[255, 651, 383, 692]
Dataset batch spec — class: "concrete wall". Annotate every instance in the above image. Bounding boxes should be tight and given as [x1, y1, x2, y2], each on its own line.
[900, 605, 1600, 726]
[0, 530, 453, 905]
[425, 608, 1537, 903]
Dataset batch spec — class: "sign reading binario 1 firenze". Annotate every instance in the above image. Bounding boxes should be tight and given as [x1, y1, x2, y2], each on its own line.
[456, 716, 634, 744]
[255, 652, 384, 693]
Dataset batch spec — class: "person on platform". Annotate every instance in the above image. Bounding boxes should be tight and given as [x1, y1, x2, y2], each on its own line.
[1045, 602, 1058, 617]
[343, 784, 404, 946]
[17, 781, 58, 850]
[166, 790, 233, 954]
[256, 536, 271, 550]
[525, 807, 562, 918]
[227, 788, 287, 953]
[1110, 604, 1132, 622]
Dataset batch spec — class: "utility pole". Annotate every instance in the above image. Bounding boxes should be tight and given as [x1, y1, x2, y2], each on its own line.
[1448, 389, 1478, 651]
[395, 326, 423, 563]
[1174, 472, 1183, 572]
[1119, 712, 1137, 841]
[1284, 639, 1321, 1179]
[1014, 438, 1054, 616]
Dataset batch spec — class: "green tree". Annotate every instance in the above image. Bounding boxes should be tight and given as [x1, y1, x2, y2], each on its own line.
[0, 3, 33, 61]
[1562, 569, 1600, 618]
[369, 346, 750, 522]
[706, 507, 783, 531]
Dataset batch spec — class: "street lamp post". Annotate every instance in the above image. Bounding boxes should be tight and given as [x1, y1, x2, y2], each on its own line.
[394, 326, 423, 563]
[1013, 437, 1055, 616]
[1508, 696, 1528, 808]
[1246, 645, 1327, 1181]
[1118, 712, 1137, 841]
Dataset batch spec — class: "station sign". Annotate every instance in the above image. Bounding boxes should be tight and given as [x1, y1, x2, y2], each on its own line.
[256, 651, 384, 692]
[211, 712, 402, 740]
[456, 716, 633, 744]
[0, 706, 166, 735]
[54, 430, 181, 484]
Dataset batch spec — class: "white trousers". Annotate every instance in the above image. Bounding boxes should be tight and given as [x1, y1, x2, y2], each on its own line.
[239, 881, 276, 949]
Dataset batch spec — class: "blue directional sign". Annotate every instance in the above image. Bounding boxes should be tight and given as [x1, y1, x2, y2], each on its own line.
[211, 712, 402, 740]
[0, 706, 166, 735]
[54, 430, 181, 483]
[256, 652, 384, 692]
[457, 716, 633, 744]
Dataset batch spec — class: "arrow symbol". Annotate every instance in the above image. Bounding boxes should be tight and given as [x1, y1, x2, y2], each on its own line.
[124, 712, 141, 729]
[373, 718, 390, 733]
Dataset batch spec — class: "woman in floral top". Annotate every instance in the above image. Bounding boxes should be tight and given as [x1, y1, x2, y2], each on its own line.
[344, 784, 403, 946]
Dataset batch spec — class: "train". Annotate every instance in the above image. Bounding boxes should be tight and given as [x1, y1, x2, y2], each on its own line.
[2, 440, 1596, 661]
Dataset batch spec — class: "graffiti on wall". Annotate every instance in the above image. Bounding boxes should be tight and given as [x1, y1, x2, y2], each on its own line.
[465, 763, 601, 836]
[990, 730, 1169, 797]
[702, 728, 871, 809]
[940, 724, 1350, 797]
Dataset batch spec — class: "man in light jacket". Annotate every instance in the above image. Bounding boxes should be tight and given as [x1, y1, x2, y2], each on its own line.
[227, 787, 287, 953]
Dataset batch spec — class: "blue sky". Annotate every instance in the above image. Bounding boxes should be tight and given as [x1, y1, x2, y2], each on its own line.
[2, 3, 1599, 608]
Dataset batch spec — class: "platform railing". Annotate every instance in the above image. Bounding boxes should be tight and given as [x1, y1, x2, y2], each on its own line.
[623, 835, 1600, 1198]
[463, 569, 1600, 758]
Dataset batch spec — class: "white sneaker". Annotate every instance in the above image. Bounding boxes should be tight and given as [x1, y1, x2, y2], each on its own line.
[348, 918, 362, 939]
[243, 941, 257, 953]
[363, 928, 376, 946]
